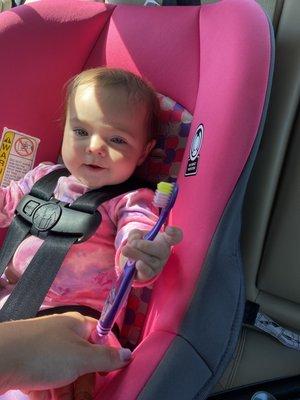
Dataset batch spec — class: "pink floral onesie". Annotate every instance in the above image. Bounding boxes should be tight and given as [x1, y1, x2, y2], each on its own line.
[0, 163, 158, 312]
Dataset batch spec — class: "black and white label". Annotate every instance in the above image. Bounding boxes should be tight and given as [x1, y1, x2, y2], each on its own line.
[185, 124, 204, 176]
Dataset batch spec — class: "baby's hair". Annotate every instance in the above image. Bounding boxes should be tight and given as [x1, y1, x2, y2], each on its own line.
[66, 67, 161, 140]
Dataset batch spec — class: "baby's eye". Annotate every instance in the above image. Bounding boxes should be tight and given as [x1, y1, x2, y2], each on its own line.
[110, 137, 127, 145]
[73, 128, 88, 137]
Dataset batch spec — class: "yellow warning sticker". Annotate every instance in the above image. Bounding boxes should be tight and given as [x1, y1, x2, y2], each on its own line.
[0, 128, 40, 187]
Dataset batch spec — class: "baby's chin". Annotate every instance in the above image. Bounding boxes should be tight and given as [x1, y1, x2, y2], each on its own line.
[76, 176, 121, 190]
[74, 170, 132, 189]
[73, 170, 107, 189]
[78, 178, 104, 190]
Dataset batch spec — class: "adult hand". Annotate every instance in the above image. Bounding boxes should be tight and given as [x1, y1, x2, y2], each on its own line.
[0, 312, 132, 394]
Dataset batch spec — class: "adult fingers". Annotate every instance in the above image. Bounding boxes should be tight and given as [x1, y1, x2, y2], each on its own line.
[55, 312, 98, 340]
[77, 345, 132, 376]
[45, 313, 132, 373]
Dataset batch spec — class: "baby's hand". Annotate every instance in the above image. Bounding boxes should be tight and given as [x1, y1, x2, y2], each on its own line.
[121, 226, 183, 282]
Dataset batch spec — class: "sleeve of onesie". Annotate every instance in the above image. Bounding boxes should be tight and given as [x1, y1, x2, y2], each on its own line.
[109, 188, 159, 284]
[0, 163, 61, 227]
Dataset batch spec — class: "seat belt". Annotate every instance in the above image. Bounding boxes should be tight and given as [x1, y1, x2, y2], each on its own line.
[244, 300, 300, 351]
[0, 168, 153, 322]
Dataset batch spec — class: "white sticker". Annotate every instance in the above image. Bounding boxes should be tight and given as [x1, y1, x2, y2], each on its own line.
[185, 124, 204, 177]
[0, 128, 40, 187]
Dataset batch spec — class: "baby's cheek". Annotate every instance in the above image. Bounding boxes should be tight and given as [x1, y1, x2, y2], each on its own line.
[110, 148, 134, 164]
[109, 149, 124, 163]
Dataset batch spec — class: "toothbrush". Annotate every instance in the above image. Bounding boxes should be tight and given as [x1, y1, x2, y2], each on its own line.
[92, 181, 178, 344]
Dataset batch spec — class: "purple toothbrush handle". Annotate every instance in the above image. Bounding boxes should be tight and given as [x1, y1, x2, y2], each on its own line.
[95, 183, 179, 340]
[97, 260, 136, 336]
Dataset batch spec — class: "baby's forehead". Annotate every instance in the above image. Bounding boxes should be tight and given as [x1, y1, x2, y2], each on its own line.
[71, 82, 148, 110]
[68, 84, 148, 133]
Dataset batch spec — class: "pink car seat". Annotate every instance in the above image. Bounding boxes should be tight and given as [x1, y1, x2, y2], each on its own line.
[0, 0, 273, 398]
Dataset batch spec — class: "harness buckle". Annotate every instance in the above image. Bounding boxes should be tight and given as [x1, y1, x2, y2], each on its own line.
[16, 194, 101, 242]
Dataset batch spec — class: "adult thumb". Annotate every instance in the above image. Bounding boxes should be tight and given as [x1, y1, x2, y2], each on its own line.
[80, 345, 132, 374]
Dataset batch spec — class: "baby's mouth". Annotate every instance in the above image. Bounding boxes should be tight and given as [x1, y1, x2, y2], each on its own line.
[84, 164, 105, 170]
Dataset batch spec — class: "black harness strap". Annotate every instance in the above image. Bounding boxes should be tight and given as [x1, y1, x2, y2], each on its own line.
[0, 235, 76, 321]
[30, 167, 70, 201]
[0, 168, 152, 322]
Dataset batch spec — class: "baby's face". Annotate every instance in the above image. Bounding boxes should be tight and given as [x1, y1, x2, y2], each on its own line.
[62, 84, 154, 189]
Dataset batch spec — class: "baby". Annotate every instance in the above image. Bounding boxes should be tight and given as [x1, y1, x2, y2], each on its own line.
[0, 67, 182, 312]
[0, 67, 182, 398]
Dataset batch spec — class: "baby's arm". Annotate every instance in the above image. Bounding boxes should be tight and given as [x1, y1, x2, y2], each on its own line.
[121, 226, 183, 283]
[0, 180, 25, 227]
[112, 188, 182, 284]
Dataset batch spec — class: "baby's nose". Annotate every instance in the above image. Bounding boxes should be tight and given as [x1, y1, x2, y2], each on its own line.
[87, 135, 106, 156]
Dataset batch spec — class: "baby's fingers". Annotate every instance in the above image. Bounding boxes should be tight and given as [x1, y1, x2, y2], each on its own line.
[163, 226, 183, 246]
[121, 244, 162, 281]
[135, 260, 160, 281]
[122, 242, 161, 265]
[126, 229, 145, 244]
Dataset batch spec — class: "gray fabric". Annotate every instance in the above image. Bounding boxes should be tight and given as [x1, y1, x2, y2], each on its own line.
[138, 336, 212, 400]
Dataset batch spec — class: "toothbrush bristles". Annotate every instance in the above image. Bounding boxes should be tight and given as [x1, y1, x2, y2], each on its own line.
[153, 182, 175, 208]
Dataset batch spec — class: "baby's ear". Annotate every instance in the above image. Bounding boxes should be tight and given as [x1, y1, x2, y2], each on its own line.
[137, 139, 156, 165]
